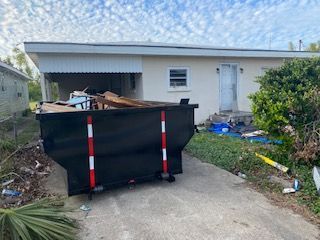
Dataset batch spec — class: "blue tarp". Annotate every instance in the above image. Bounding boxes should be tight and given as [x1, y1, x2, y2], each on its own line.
[208, 122, 282, 144]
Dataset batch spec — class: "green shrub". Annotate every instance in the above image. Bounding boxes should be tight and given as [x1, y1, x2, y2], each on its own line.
[249, 57, 320, 163]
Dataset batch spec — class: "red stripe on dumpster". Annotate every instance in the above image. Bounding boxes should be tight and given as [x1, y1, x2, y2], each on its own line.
[161, 111, 168, 173]
[87, 115, 96, 189]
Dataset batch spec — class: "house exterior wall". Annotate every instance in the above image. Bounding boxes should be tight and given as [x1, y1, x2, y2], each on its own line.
[0, 69, 29, 118]
[141, 56, 283, 123]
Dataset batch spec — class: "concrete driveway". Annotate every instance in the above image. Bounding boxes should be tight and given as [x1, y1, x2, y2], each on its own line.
[64, 153, 319, 240]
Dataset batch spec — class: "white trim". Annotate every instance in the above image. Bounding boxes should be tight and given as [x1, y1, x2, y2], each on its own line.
[24, 42, 320, 63]
[167, 66, 191, 92]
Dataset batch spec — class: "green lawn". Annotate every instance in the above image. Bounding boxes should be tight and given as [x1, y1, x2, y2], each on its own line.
[185, 131, 320, 217]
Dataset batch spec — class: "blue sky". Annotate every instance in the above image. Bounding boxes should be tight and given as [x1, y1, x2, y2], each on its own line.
[0, 0, 319, 56]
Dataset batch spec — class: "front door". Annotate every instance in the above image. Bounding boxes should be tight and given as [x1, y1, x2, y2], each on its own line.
[220, 63, 238, 111]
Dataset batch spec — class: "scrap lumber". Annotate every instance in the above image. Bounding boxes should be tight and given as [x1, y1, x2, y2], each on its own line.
[93, 96, 129, 108]
[99, 91, 151, 107]
[41, 102, 82, 113]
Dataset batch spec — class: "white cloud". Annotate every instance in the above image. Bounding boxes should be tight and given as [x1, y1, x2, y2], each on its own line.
[0, 0, 320, 56]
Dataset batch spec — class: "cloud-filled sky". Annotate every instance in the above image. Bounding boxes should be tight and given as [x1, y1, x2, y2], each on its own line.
[0, 0, 319, 56]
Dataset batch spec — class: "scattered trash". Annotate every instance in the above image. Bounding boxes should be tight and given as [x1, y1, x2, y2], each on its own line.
[1, 179, 14, 187]
[237, 172, 247, 179]
[0, 145, 53, 208]
[80, 204, 91, 211]
[282, 188, 296, 194]
[2, 189, 22, 197]
[208, 123, 282, 144]
[241, 130, 266, 138]
[19, 167, 35, 175]
[255, 153, 289, 173]
[35, 160, 42, 169]
[312, 166, 320, 194]
[268, 175, 292, 188]
[293, 179, 300, 191]
[222, 127, 229, 133]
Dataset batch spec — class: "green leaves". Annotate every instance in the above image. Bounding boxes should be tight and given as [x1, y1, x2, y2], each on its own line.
[0, 199, 77, 240]
[249, 57, 320, 161]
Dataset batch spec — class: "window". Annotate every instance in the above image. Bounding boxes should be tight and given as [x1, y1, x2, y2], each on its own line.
[168, 67, 190, 91]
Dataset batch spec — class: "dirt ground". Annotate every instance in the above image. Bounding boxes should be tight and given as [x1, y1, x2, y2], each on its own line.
[0, 145, 55, 208]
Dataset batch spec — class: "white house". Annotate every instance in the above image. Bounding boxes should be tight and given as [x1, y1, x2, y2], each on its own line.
[0, 61, 30, 118]
[24, 42, 320, 123]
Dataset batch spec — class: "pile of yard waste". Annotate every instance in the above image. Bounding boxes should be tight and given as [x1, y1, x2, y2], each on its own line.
[0, 144, 54, 208]
[39, 89, 158, 113]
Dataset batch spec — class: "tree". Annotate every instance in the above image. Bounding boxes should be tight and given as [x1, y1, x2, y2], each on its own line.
[249, 57, 320, 162]
[288, 41, 296, 51]
[306, 41, 320, 52]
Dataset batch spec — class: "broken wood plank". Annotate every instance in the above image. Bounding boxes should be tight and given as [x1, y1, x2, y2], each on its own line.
[93, 96, 129, 108]
[41, 102, 83, 113]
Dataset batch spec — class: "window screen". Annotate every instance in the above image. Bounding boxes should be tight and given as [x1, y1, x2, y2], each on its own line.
[169, 69, 188, 87]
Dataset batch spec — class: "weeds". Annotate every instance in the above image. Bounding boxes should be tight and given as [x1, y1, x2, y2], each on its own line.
[185, 132, 320, 216]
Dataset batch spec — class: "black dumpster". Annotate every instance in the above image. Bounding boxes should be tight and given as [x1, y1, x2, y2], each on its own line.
[37, 101, 197, 196]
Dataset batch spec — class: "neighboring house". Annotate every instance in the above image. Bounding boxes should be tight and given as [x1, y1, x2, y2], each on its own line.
[0, 61, 30, 118]
[24, 42, 320, 123]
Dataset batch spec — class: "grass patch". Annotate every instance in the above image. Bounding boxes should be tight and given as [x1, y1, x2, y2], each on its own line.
[185, 131, 320, 217]
[17, 116, 39, 146]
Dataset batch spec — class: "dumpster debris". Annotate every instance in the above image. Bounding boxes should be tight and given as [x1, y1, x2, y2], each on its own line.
[39, 90, 155, 113]
[2, 189, 22, 197]
[255, 153, 289, 173]
[312, 166, 320, 194]
[282, 188, 296, 194]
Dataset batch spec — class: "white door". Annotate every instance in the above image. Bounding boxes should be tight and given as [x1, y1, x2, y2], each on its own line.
[220, 64, 237, 111]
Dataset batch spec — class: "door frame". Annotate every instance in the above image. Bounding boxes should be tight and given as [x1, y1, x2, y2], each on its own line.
[219, 62, 239, 112]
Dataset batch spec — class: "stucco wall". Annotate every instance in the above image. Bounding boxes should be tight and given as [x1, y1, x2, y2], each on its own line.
[0, 70, 29, 117]
[142, 56, 283, 123]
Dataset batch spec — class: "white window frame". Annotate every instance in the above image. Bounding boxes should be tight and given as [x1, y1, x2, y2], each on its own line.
[167, 67, 191, 92]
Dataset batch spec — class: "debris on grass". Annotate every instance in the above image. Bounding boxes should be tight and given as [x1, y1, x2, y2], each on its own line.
[312, 166, 320, 195]
[0, 145, 54, 208]
[255, 153, 289, 173]
[283, 188, 296, 194]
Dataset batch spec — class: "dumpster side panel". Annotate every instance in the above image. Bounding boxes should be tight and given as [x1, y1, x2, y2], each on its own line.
[93, 111, 162, 187]
[166, 108, 195, 174]
[40, 117, 90, 194]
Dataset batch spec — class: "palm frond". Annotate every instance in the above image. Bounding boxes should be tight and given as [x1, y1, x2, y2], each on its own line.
[0, 199, 78, 240]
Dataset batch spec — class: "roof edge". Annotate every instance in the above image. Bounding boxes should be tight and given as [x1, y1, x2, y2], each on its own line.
[0, 61, 31, 80]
